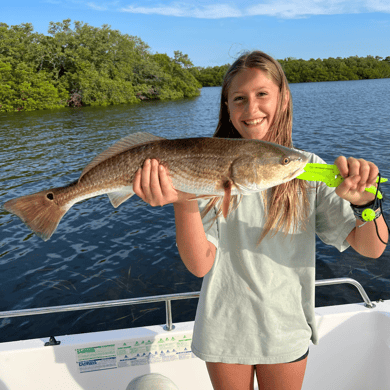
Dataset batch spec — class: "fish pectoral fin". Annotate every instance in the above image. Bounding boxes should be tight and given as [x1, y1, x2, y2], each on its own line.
[190, 194, 219, 200]
[222, 181, 232, 218]
[235, 181, 264, 194]
[108, 187, 135, 208]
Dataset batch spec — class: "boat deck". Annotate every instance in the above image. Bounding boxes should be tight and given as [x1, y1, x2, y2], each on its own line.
[0, 278, 389, 389]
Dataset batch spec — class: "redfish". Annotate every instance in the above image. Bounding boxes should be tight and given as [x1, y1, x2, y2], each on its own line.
[3, 132, 308, 240]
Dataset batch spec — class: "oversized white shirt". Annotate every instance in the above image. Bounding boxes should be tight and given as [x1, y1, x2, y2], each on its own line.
[191, 151, 356, 364]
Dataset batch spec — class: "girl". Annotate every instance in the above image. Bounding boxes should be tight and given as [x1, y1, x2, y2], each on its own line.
[133, 51, 388, 390]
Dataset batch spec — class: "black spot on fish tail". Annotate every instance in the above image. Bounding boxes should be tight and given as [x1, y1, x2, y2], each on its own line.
[3, 190, 69, 241]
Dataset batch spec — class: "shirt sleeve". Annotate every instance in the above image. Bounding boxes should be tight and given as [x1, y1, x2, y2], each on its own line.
[312, 155, 356, 252]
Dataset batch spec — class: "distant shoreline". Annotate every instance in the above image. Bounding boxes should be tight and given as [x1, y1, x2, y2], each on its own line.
[2, 20, 389, 112]
[193, 56, 390, 87]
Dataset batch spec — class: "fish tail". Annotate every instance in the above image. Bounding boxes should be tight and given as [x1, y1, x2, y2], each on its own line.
[3, 190, 69, 241]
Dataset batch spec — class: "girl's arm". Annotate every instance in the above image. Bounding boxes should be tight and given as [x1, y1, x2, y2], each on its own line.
[133, 159, 216, 277]
[173, 201, 216, 277]
[346, 216, 388, 258]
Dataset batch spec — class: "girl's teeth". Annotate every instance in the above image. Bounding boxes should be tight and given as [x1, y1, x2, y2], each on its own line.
[245, 118, 263, 125]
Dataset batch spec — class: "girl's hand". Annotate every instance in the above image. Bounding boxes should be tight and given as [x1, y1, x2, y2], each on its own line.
[334, 156, 379, 205]
[133, 159, 195, 206]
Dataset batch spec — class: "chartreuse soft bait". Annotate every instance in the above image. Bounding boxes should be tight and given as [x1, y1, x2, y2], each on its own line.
[296, 163, 387, 199]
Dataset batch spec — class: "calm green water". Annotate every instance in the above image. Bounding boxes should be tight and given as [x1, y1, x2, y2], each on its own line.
[1, 79, 389, 342]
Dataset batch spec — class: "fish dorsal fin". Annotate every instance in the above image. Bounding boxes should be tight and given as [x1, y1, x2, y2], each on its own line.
[79, 132, 166, 181]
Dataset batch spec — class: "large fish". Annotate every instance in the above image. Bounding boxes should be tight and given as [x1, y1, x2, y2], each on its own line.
[3, 132, 308, 241]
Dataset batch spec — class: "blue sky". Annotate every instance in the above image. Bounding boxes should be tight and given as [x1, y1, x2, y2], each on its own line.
[3, 1, 390, 67]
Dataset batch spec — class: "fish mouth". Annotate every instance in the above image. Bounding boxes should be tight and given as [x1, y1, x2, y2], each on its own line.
[283, 166, 306, 181]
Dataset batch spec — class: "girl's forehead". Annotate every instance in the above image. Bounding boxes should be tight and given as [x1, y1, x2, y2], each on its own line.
[228, 68, 277, 93]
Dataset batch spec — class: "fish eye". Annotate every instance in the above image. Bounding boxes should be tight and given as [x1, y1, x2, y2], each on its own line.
[281, 157, 290, 165]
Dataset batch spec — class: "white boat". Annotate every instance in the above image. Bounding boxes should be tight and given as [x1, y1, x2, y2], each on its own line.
[0, 277, 388, 390]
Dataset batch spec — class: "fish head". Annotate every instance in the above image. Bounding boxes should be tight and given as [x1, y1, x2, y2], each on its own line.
[231, 140, 308, 193]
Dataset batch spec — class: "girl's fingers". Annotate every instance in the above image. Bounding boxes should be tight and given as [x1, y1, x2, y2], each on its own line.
[137, 159, 177, 206]
[335, 156, 379, 192]
[336, 174, 360, 198]
[133, 168, 145, 200]
[351, 159, 378, 192]
[141, 159, 152, 200]
[159, 164, 175, 198]
[149, 159, 164, 200]
[367, 162, 379, 187]
[335, 156, 349, 178]
[346, 157, 360, 178]
[335, 155, 380, 203]
[134, 159, 193, 206]
[356, 159, 370, 192]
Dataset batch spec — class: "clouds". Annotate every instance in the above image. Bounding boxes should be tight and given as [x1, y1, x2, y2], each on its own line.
[83, 0, 390, 19]
[87, 2, 109, 11]
[120, 3, 241, 18]
[84, 1, 120, 12]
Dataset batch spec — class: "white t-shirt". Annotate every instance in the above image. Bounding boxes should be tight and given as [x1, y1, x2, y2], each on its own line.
[191, 151, 356, 364]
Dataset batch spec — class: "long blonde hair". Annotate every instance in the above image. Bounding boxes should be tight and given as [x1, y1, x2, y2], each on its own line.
[203, 50, 310, 243]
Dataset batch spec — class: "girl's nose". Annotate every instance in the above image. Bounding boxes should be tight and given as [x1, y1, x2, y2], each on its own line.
[245, 97, 258, 115]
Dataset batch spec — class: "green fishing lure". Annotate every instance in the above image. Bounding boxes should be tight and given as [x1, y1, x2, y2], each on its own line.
[296, 163, 387, 199]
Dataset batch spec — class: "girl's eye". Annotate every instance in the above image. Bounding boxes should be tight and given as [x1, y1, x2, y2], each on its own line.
[232, 92, 267, 102]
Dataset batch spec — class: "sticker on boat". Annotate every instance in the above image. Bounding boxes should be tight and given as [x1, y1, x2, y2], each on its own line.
[75, 334, 195, 373]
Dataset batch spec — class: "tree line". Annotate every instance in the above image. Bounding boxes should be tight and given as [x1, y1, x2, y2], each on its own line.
[193, 55, 390, 87]
[0, 20, 201, 112]
[1, 20, 389, 112]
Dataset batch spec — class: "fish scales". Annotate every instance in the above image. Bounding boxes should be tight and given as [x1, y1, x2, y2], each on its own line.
[81, 138, 233, 194]
[3, 132, 308, 241]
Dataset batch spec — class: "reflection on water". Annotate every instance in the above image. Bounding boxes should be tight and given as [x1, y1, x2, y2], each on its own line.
[0, 80, 389, 342]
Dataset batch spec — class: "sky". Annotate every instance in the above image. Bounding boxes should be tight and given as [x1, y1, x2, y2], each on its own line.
[3, 0, 390, 67]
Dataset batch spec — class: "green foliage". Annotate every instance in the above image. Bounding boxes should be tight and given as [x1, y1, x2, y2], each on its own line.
[192, 57, 390, 87]
[151, 53, 201, 99]
[0, 61, 67, 112]
[2, 19, 389, 112]
[174, 50, 194, 69]
[190, 64, 230, 87]
[0, 20, 200, 112]
[279, 56, 390, 83]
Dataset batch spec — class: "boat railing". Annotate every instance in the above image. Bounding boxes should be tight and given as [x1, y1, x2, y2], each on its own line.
[0, 277, 376, 333]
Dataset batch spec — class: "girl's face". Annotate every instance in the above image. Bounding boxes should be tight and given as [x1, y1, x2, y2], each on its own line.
[226, 68, 283, 141]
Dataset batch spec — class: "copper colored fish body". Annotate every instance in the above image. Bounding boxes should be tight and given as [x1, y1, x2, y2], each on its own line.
[3, 132, 308, 241]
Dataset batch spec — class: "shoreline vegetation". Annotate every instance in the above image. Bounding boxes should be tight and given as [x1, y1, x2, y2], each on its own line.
[1, 20, 390, 113]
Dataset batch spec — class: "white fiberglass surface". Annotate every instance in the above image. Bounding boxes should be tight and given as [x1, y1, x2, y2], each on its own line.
[303, 302, 390, 390]
[0, 302, 390, 390]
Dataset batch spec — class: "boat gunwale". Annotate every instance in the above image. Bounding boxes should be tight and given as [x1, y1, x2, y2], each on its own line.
[0, 277, 376, 334]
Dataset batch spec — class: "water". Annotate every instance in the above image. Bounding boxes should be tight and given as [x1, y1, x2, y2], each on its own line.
[1, 79, 389, 343]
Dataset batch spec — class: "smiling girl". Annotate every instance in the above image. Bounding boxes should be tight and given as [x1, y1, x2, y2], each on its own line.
[133, 51, 387, 390]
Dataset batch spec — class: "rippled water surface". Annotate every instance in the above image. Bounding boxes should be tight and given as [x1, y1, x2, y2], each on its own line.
[1, 79, 389, 342]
